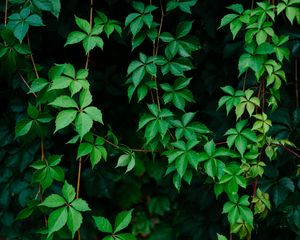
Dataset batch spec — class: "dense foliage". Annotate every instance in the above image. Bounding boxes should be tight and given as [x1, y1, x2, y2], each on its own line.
[0, 0, 300, 239]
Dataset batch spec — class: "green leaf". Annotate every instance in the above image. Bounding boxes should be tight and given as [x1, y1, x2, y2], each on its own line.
[26, 14, 44, 26]
[62, 181, 76, 203]
[40, 194, 66, 208]
[176, 21, 193, 38]
[15, 119, 33, 137]
[75, 112, 93, 138]
[48, 207, 68, 236]
[71, 198, 91, 212]
[116, 233, 137, 240]
[29, 78, 49, 93]
[230, 19, 242, 39]
[33, 0, 61, 18]
[217, 234, 228, 240]
[67, 207, 82, 238]
[84, 106, 103, 124]
[80, 90, 92, 109]
[55, 110, 77, 132]
[219, 14, 239, 29]
[75, 16, 91, 34]
[93, 216, 113, 233]
[175, 154, 188, 178]
[114, 210, 133, 233]
[238, 53, 265, 76]
[50, 95, 78, 108]
[14, 22, 30, 43]
[77, 143, 93, 158]
[235, 135, 247, 155]
[65, 31, 87, 46]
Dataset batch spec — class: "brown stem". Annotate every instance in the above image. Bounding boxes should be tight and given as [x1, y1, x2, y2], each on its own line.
[262, 78, 265, 112]
[27, 36, 40, 79]
[256, 80, 263, 114]
[41, 138, 45, 160]
[251, 0, 254, 9]
[103, 138, 162, 153]
[272, 143, 300, 159]
[216, 141, 227, 146]
[26, 35, 48, 228]
[243, 71, 248, 91]
[295, 57, 299, 108]
[85, 0, 94, 69]
[250, 149, 263, 210]
[152, 0, 165, 111]
[18, 73, 37, 97]
[76, 158, 82, 199]
[77, 2, 93, 238]
[4, 0, 8, 26]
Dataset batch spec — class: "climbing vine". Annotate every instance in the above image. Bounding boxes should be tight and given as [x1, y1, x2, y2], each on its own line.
[0, 0, 300, 239]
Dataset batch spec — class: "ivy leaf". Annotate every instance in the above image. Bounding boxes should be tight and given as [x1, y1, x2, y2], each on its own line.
[115, 233, 137, 240]
[116, 153, 136, 173]
[49, 95, 78, 109]
[80, 90, 93, 109]
[166, 0, 197, 14]
[218, 86, 244, 115]
[93, 216, 113, 233]
[62, 181, 76, 203]
[71, 198, 91, 212]
[67, 207, 83, 238]
[15, 119, 33, 137]
[48, 207, 68, 237]
[7, 8, 44, 42]
[114, 210, 133, 233]
[235, 89, 260, 119]
[84, 106, 103, 124]
[40, 194, 66, 208]
[55, 110, 78, 132]
[75, 16, 91, 34]
[238, 53, 266, 76]
[65, 31, 87, 46]
[32, 0, 61, 18]
[75, 112, 93, 138]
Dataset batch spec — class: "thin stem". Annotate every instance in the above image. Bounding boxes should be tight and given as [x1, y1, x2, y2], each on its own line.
[243, 70, 248, 91]
[27, 36, 40, 79]
[216, 141, 227, 146]
[76, 158, 82, 199]
[41, 139, 45, 160]
[250, 149, 263, 210]
[295, 57, 299, 108]
[77, 2, 93, 238]
[4, 0, 8, 26]
[256, 80, 263, 114]
[26, 35, 48, 228]
[262, 78, 265, 112]
[152, 0, 165, 111]
[272, 143, 300, 159]
[85, 0, 94, 69]
[103, 138, 162, 153]
[251, 0, 254, 9]
[18, 73, 37, 97]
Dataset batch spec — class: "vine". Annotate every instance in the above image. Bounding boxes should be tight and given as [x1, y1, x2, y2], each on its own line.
[0, 0, 300, 239]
